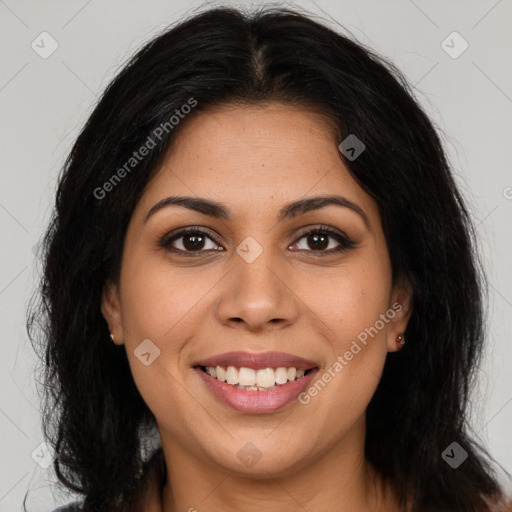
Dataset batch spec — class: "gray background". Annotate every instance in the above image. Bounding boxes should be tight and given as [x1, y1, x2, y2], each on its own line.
[1, 0, 511, 509]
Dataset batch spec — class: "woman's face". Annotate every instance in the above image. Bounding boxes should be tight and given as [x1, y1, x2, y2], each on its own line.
[102, 103, 411, 478]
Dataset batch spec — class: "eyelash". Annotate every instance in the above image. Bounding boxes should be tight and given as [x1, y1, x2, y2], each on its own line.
[158, 225, 356, 257]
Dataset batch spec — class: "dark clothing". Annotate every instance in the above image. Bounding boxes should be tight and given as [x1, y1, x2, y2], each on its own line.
[53, 504, 82, 511]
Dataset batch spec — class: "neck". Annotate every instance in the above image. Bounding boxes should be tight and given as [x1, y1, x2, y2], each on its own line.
[153, 415, 399, 512]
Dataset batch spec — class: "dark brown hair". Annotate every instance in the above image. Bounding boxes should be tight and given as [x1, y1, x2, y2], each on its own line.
[28, 6, 506, 511]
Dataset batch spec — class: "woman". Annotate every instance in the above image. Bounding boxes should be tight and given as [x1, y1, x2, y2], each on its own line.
[27, 5, 511, 512]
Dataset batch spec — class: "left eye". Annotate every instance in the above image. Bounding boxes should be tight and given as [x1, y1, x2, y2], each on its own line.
[290, 229, 352, 253]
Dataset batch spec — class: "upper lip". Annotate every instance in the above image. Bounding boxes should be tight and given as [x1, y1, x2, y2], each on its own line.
[194, 351, 318, 370]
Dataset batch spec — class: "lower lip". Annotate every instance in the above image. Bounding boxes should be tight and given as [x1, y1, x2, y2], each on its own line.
[195, 367, 319, 414]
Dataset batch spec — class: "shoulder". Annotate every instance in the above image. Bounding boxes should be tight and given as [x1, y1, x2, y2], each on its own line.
[496, 498, 512, 512]
[52, 503, 83, 512]
[486, 493, 512, 512]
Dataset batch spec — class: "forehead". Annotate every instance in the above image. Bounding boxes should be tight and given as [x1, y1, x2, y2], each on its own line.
[169, 101, 340, 167]
[134, 102, 377, 223]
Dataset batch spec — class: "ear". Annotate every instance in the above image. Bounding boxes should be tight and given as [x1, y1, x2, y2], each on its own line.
[101, 280, 124, 345]
[387, 274, 413, 353]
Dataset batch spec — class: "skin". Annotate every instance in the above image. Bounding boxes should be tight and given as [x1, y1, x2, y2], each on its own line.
[102, 103, 413, 512]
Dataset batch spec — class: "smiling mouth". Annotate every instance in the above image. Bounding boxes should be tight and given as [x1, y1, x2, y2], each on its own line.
[198, 365, 316, 391]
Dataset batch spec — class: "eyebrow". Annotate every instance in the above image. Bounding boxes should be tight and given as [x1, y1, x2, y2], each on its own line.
[144, 194, 369, 228]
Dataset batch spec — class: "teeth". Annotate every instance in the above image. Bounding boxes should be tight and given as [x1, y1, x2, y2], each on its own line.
[203, 365, 310, 389]
[238, 367, 256, 386]
[226, 366, 238, 385]
[216, 366, 226, 382]
[256, 368, 275, 387]
[275, 367, 288, 385]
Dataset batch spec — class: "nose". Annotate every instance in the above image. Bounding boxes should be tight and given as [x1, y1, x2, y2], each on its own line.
[215, 248, 300, 333]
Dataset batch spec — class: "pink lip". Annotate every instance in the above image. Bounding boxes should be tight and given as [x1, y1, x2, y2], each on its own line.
[195, 366, 320, 414]
[193, 351, 318, 370]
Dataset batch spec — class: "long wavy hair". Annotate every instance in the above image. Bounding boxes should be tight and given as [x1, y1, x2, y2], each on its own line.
[27, 5, 506, 511]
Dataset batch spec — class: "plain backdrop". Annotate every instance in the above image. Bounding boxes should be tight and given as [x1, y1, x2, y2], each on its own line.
[1, 0, 511, 509]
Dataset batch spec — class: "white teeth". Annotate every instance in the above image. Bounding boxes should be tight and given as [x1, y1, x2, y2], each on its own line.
[256, 368, 275, 388]
[226, 366, 238, 385]
[238, 367, 256, 386]
[203, 365, 311, 389]
[216, 366, 226, 382]
[275, 367, 288, 385]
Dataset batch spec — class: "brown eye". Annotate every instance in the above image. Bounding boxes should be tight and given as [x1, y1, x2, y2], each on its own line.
[289, 226, 356, 254]
[181, 233, 207, 251]
[160, 228, 223, 253]
[305, 232, 329, 251]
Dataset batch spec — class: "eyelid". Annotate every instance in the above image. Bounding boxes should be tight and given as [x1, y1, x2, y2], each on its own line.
[292, 223, 348, 241]
[159, 226, 223, 249]
[289, 224, 356, 252]
[159, 224, 356, 254]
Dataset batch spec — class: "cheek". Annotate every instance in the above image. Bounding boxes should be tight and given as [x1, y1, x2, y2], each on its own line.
[117, 254, 225, 418]
[295, 253, 391, 345]
[118, 265, 204, 428]
[125, 355, 207, 455]
[294, 248, 392, 410]
[119, 252, 217, 342]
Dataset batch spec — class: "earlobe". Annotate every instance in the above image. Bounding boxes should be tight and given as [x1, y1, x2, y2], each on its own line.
[387, 275, 414, 353]
[101, 281, 124, 345]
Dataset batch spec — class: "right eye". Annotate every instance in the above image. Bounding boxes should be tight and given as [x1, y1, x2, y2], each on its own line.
[159, 227, 225, 255]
